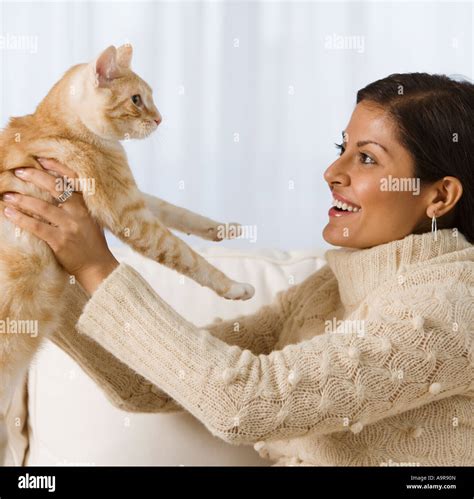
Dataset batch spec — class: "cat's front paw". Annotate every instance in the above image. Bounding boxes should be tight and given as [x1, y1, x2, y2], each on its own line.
[205, 222, 242, 241]
[223, 282, 255, 301]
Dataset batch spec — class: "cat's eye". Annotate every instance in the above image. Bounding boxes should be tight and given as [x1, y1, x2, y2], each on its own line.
[131, 94, 142, 106]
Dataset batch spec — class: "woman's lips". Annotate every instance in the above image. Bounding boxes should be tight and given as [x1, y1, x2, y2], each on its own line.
[329, 192, 362, 218]
[332, 192, 361, 209]
[328, 206, 362, 217]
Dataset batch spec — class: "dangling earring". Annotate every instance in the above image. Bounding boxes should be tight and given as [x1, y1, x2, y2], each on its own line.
[431, 210, 437, 241]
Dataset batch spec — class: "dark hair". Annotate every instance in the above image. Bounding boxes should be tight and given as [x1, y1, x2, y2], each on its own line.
[356, 72, 474, 244]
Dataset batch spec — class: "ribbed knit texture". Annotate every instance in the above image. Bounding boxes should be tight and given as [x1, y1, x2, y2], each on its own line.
[54, 228, 474, 466]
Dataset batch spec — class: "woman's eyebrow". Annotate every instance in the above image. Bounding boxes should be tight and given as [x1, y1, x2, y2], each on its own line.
[356, 140, 389, 154]
[341, 131, 389, 155]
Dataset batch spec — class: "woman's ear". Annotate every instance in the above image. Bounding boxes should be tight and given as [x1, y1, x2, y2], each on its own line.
[116, 44, 133, 69]
[92, 45, 122, 88]
[424, 176, 463, 223]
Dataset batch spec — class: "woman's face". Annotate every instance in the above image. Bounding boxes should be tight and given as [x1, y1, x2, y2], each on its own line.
[323, 100, 434, 249]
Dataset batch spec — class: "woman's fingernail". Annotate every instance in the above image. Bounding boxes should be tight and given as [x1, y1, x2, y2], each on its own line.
[15, 169, 25, 176]
[38, 158, 53, 169]
[3, 193, 16, 202]
[4, 206, 16, 217]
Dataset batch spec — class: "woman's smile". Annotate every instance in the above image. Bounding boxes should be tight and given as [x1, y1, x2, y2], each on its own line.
[328, 205, 362, 217]
[328, 191, 362, 217]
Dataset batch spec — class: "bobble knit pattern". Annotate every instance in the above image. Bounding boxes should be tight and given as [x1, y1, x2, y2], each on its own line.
[52, 229, 474, 466]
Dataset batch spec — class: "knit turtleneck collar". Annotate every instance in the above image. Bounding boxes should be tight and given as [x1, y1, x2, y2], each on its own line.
[324, 229, 473, 310]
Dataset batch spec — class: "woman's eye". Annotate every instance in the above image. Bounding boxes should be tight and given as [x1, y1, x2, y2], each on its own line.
[131, 94, 142, 106]
[359, 153, 376, 165]
[334, 143, 376, 165]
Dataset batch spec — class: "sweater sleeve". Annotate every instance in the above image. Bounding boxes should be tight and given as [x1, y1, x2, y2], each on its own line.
[76, 263, 473, 445]
[51, 263, 300, 414]
[50, 283, 181, 413]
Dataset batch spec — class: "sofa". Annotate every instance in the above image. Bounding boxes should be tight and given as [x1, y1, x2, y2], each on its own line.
[5, 244, 327, 466]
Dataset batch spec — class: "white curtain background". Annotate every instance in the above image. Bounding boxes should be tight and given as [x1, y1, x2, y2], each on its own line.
[0, 0, 472, 250]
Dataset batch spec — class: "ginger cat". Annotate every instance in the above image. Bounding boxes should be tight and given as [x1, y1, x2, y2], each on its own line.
[0, 44, 254, 461]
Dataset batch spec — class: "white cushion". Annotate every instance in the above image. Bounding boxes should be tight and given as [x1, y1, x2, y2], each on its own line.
[25, 245, 326, 466]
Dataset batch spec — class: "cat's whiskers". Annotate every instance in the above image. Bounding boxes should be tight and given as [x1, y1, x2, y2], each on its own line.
[135, 120, 156, 139]
[148, 122, 171, 145]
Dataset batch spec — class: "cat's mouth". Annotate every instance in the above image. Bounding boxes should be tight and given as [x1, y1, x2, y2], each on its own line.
[135, 120, 159, 139]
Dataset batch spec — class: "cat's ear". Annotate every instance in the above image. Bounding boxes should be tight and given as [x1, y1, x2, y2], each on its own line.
[116, 44, 133, 69]
[93, 46, 122, 88]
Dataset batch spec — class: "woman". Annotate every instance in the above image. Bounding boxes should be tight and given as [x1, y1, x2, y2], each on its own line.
[3, 73, 473, 466]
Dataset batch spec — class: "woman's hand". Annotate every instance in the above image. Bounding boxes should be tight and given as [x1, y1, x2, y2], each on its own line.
[2, 158, 119, 294]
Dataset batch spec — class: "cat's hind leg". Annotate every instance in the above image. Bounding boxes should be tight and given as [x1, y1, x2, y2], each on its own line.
[0, 197, 69, 418]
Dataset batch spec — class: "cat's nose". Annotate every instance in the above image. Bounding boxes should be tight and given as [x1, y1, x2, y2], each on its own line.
[154, 114, 162, 126]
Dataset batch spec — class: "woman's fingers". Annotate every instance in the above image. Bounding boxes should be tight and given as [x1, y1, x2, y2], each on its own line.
[3, 205, 57, 243]
[2, 192, 70, 227]
[14, 167, 74, 200]
[37, 158, 78, 180]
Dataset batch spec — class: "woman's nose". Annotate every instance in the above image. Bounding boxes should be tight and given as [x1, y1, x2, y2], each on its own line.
[324, 159, 350, 188]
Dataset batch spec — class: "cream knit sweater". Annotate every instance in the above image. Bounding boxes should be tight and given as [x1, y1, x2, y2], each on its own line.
[52, 228, 474, 466]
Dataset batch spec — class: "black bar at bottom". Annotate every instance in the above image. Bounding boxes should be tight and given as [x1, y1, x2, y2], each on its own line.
[0, 466, 471, 498]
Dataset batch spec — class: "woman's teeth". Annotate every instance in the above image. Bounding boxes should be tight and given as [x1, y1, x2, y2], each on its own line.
[332, 198, 362, 212]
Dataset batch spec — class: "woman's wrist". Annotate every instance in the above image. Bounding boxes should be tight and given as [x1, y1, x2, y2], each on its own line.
[75, 258, 120, 295]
